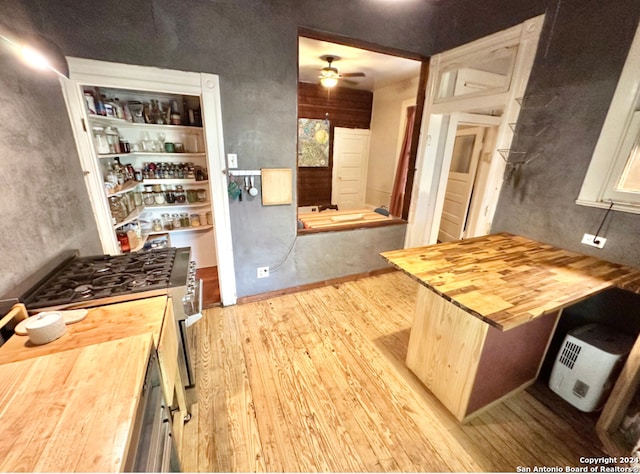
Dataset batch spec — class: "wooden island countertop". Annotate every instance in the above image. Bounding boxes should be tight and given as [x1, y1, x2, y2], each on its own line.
[0, 333, 154, 472]
[381, 232, 640, 331]
[381, 233, 640, 423]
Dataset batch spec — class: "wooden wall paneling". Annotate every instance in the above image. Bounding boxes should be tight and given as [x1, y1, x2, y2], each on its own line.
[297, 82, 372, 207]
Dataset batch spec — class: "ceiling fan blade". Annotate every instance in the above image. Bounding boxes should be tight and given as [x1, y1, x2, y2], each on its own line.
[342, 72, 366, 78]
[342, 78, 360, 85]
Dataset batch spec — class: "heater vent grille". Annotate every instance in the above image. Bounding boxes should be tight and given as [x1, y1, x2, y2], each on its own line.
[559, 340, 582, 370]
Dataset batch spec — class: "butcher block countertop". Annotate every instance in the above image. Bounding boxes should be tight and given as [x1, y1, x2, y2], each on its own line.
[381, 233, 640, 331]
[0, 296, 169, 472]
[0, 333, 154, 473]
[0, 295, 167, 365]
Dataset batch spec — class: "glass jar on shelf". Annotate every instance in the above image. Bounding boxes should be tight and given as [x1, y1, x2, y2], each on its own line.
[143, 191, 155, 205]
[133, 191, 143, 208]
[206, 211, 213, 225]
[197, 188, 207, 202]
[116, 231, 130, 253]
[152, 218, 162, 232]
[161, 213, 173, 230]
[186, 189, 198, 203]
[175, 186, 186, 203]
[172, 213, 181, 228]
[108, 196, 126, 225]
[165, 187, 176, 204]
[92, 126, 110, 154]
[190, 213, 201, 227]
[154, 191, 165, 205]
[104, 126, 121, 154]
[180, 212, 190, 227]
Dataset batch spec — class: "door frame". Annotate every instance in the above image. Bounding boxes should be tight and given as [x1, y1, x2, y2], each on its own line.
[405, 14, 545, 247]
[59, 58, 237, 305]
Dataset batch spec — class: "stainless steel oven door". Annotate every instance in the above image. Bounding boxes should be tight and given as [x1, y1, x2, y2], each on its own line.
[126, 351, 181, 473]
[169, 276, 202, 390]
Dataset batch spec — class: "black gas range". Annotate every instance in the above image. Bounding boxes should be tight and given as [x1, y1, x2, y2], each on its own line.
[21, 247, 189, 312]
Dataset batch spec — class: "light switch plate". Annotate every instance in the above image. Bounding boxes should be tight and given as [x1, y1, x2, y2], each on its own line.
[227, 153, 238, 169]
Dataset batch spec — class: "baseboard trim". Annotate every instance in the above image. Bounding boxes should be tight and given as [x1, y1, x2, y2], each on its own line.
[236, 267, 397, 305]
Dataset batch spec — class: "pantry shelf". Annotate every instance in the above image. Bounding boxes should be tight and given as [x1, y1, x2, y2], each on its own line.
[146, 224, 213, 237]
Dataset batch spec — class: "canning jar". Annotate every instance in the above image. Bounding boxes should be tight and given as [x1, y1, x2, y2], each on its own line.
[187, 189, 198, 203]
[154, 191, 165, 205]
[104, 126, 121, 153]
[143, 191, 155, 205]
[161, 213, 173, 230]
[165, 187, 176, 204]
[197, 188, 207, 202]
[92, 126, 110, 154]
[206, 211, 213, 225]
[190, 214, 201, 227]
[175, 186, 186, 203]
[172, 213, 181, 228]
[152, 218, 162, 232]
[180, 212, 190, 227]
[133, 191, 143, 207]
[108, 196, 126, 224]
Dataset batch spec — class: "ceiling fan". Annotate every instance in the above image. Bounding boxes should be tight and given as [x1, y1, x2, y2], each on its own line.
[319, 55, 365, 88]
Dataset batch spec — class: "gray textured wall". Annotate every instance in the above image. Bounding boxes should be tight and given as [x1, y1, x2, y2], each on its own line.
[3, 0, 638, 300]
[491, 0, 640, 267]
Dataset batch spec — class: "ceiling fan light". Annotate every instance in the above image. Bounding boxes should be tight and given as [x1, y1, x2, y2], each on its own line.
[320, 76, 339, 88]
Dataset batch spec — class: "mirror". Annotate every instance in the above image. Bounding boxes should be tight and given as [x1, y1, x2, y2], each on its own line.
[297, 33, 424, 229]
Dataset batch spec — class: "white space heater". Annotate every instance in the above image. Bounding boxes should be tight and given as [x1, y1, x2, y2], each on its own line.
[549, 323, 635, 412]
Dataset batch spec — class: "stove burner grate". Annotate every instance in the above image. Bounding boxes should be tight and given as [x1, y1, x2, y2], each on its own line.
[23, 248, 179, 310]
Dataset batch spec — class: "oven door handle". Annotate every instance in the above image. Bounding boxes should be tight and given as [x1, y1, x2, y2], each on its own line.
[184, 278, 203, 328]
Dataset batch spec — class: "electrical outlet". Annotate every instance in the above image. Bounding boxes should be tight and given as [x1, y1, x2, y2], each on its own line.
[257, 266, 269, 278]
[227, 153, 238, 169]
[581, 233, 606, 249]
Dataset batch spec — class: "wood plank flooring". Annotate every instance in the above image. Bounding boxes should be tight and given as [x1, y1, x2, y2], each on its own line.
[180, 271, 606, 472]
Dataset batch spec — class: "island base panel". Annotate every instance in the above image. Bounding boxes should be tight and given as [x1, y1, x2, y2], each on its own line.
[466, 310, 559, 415]
[406, 286, 559, 422]
[406, 286, 488, 421]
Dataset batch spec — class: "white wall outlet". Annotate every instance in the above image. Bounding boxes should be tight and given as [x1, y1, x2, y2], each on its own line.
[581, 233, 606, 249]
[227, 153, 238, 169]
[257, 266, 269, 278]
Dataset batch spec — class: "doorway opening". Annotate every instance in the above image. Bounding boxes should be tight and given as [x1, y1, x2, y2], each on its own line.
[297, 29, 428, 232]
[406, 15, 546, 248]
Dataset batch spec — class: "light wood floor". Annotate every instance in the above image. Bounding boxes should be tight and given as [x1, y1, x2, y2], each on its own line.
[180, 271, 605, 472]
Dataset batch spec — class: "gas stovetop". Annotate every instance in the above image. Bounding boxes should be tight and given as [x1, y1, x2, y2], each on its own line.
[21, 248, 188, 311]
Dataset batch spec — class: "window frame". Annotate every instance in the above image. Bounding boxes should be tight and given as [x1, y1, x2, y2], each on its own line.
[576, 21, 640, 213]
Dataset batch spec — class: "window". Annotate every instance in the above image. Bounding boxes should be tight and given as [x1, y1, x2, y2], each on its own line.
[577, 22, 640, 213]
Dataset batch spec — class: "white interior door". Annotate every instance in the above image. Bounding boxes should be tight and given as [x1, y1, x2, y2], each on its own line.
[438, 126, 485, 242]
[332, 128, 370, 210]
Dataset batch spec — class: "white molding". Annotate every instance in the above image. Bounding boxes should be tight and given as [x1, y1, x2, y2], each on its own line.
[405, 14, 545, 248]
[577, 21, 640, 209]
[60, 58, 237, 305]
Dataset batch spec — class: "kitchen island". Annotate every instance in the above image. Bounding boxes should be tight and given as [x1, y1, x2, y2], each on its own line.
[381, 233, 640, 423]
[0, 295, 186, 472]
